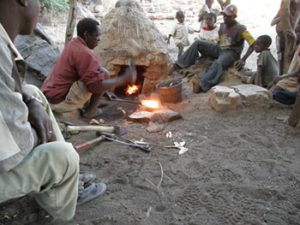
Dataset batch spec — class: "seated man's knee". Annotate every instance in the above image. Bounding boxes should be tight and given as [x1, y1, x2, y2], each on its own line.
[43, 142, 79, 167]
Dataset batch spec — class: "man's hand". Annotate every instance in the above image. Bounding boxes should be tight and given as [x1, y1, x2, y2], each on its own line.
[234, 60, 245, 71]
[27, 99, 56, 144]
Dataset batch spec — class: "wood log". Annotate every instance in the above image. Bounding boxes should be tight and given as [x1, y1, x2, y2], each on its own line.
[65, 0, 77, 44]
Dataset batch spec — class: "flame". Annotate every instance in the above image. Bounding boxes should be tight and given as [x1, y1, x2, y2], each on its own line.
[141, 99, 160, 109]
[125, 85, 139, 95]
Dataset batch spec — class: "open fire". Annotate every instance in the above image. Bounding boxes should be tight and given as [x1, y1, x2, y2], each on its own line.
[125, 84, 140, 95]
[125, 84, 161, 110]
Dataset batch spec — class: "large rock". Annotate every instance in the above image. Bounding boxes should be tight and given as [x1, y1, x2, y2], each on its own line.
[14, 24, 59, 88]
[208, 86, 242, 112]
[208, 84, 272, 112]
[232, 84, 272, 107]
[95, 0, 173, 94]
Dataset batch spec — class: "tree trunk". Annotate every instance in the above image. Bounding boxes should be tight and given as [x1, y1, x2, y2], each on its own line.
[65, 0, 77, 45]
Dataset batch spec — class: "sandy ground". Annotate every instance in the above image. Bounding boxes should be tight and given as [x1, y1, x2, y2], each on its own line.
[74, 98, 300, 225]
[2, 1, 300, 225]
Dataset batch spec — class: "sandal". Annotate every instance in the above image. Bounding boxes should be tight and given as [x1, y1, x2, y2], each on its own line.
[77, 182, 107, 206]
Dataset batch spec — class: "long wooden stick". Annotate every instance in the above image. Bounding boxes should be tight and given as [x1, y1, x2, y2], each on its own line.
[65, 0, 77, 44]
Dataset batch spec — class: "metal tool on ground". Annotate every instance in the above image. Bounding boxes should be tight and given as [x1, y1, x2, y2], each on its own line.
[99, 132, 151, 153]
[74, 132, 151, 154]
[104, 91, 140, 104]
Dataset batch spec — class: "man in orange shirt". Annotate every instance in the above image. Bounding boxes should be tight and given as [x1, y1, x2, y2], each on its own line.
[42, 18, 136, 119]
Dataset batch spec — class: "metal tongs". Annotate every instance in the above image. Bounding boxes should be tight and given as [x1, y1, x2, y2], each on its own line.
[104, 91, 140, 104]
[101, 132, 151, 153]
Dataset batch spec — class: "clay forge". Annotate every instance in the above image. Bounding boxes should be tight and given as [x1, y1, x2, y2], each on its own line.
[94, 0, 173, 95]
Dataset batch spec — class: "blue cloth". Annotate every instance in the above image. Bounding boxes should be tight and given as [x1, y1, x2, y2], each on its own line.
[176, 40, 220, 68]
[272, 89, 297, 105]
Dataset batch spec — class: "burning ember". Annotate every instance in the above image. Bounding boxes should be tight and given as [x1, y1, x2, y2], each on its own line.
[141, 99, 161, 110]
[125, 84, 139, 95]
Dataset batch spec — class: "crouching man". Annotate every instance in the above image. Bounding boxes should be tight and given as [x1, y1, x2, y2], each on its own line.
[42, 18, 136, 119]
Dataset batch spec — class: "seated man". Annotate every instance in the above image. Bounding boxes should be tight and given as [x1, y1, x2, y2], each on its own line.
[175, 4, 255, 93]
[0, 0, 105, 222]
[42, 18, 136, 119]
[272, 44, 300, 105]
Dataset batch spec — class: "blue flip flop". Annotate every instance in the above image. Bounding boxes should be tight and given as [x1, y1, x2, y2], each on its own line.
[77, 182, 107, 206]
[79, 172, 97, 187]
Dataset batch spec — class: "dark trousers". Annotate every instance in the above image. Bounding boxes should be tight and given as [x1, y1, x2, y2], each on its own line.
[272, 88, 297, 105]
[176, 40, 239, 91]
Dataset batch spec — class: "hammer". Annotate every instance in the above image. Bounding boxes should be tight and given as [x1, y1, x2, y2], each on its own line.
[74, 135, 106, 154]
[74, 131, 151, 154]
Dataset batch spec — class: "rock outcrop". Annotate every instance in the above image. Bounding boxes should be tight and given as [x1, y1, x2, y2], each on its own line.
[14, 24, 59, 87]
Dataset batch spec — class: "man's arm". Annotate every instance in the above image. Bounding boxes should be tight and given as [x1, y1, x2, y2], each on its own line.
[101, 64, 137, 91]
[22, 91, 56, 144]
[234, 30, 255, 70]
[234, 44, 255, 70]
[241, 44, 255, 62]
[255, 66, 263, 86]
[273, 70, 299, 84]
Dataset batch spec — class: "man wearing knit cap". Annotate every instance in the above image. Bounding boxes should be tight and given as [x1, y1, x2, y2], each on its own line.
[175, 4, 255, 93]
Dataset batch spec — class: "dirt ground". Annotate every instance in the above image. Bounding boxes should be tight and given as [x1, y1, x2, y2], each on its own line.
[2, 1, 300, 225]
[1, 80, 300, 225]
[69, 82, 300, 225]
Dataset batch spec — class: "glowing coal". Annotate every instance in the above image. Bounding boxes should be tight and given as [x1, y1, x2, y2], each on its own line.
[141, 99, 161, 110]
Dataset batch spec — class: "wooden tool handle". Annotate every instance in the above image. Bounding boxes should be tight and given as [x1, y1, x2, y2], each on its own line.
[74, 136, 105, 154]
[67, 125, 115, 133]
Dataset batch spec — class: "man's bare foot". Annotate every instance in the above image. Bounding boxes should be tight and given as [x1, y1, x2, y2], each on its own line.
[192, 76, 203, 93]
